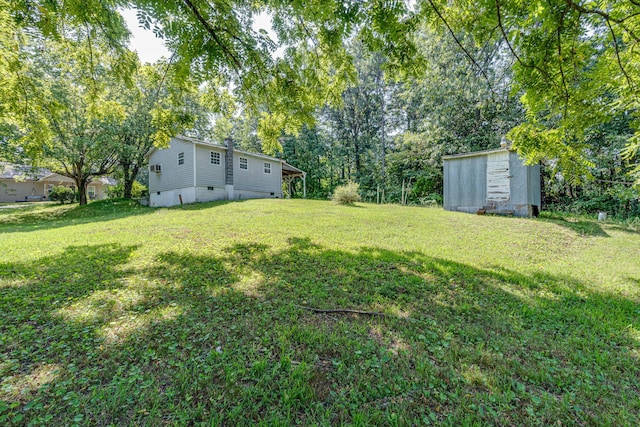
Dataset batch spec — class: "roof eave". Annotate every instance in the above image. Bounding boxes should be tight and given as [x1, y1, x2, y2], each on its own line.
[443, 147, 511, 160]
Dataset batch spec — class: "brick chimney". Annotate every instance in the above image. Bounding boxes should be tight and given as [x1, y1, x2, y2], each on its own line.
[224, 137, 234, 200]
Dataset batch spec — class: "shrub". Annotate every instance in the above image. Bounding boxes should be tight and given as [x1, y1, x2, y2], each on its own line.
[107, 181, 148, 199]
[418, 193, 443, 206]
[48, 186, 77, 204]
[331, 182, 361, 204]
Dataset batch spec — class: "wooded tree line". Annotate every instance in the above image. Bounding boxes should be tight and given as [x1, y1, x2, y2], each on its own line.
[0, 0, 638, 217]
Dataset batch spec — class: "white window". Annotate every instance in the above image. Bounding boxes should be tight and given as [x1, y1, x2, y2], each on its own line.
[88, 186, 96, 199]
[178, 152, 185, 165]
[210, 151, 220, 165]
[46, 184, 53, 195]
[264, 162, 271, 174]
[239, 157, 248, 170]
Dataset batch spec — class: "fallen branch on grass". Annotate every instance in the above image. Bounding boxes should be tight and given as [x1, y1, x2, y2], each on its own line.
[296, 305, 388, 317]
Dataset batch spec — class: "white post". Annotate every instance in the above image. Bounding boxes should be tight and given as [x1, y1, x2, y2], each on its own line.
[303, 173, 306, 199]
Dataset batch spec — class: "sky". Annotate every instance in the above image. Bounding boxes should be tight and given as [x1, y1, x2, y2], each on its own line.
[120, 8, 170, 64]
[120, 8, 277, 65]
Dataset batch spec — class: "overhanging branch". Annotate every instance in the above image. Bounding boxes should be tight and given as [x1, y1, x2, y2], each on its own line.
[179, 0, 243, 70]
[425, 0, 496, 95]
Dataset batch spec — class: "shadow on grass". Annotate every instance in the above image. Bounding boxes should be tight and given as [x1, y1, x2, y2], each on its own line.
[1, 239, 638, 426]
[606, 223, 640, 235]
[537, 216, 610, 237]
[627, 277, 640, 287]
[0, 199, 155, 234]
[329, 202, 367, 209]
[172, 198, 253, 211]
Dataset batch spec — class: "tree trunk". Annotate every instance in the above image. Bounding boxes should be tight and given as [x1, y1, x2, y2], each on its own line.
[75, 176, 89, 205]
[122, 163, 132, 199]
[377, 60, 387, 184]
[123, 179, 134, 199]
[122, 165, 139, 199]
[354, 140, 361, 180]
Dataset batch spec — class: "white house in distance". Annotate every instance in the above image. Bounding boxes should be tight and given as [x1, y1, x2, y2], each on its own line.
[147, 135, 306, 207]
[0, 162, 114, 203]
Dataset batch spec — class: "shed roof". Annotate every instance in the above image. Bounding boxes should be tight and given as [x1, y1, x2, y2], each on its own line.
[442, 147, 510, 161]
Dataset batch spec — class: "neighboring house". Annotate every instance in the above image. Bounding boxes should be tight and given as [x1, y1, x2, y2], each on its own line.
[147, 135, 306, 207]
[443, 143, 541, 217]
[0, 162, 115, 203]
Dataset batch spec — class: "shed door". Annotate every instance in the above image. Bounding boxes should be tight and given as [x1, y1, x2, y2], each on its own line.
[486, 152, 510, 203]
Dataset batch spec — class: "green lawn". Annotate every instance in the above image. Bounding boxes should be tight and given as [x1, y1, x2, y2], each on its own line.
[1, 199, 639, 426]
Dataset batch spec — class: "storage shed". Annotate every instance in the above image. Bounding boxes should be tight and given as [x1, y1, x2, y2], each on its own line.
[443, 146, 541, 217]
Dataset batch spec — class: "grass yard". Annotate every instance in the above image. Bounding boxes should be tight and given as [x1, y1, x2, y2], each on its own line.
[1, 199, 639, 426]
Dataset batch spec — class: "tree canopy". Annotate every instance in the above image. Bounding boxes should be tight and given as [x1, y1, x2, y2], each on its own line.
[417, 0, 640, 178]
[8, 33, 133, 204]
[1, 0, 640, 190]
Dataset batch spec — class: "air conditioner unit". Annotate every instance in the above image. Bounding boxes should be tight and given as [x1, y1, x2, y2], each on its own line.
[150, 164, 162, 173]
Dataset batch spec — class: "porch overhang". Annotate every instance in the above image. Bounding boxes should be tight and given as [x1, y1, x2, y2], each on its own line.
[281, 162, 306, 198]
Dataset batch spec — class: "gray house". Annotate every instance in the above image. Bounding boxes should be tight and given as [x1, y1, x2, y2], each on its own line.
[443, 146, 541, 217]
[147, 135, 305, 207]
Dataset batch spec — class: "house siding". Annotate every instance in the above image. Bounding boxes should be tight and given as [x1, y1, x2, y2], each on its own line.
[195, 145, 225, 188]
[149, 138, 194, 193]
[0, 178, 108, 202]
[87, 182, 108, 200]
[233, 153, 282, 197]
[0, 180, 45, 202]
[41, 175, 75, 199]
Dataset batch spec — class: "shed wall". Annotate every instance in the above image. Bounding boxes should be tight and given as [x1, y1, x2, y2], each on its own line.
[507, 151, 529, 206]
[486, 151, 510, 203]
[527, 163, 542, 207]
[443, 156, 487, 213]
[444, 150, 541, 217]
[495, 152, 539, 216]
